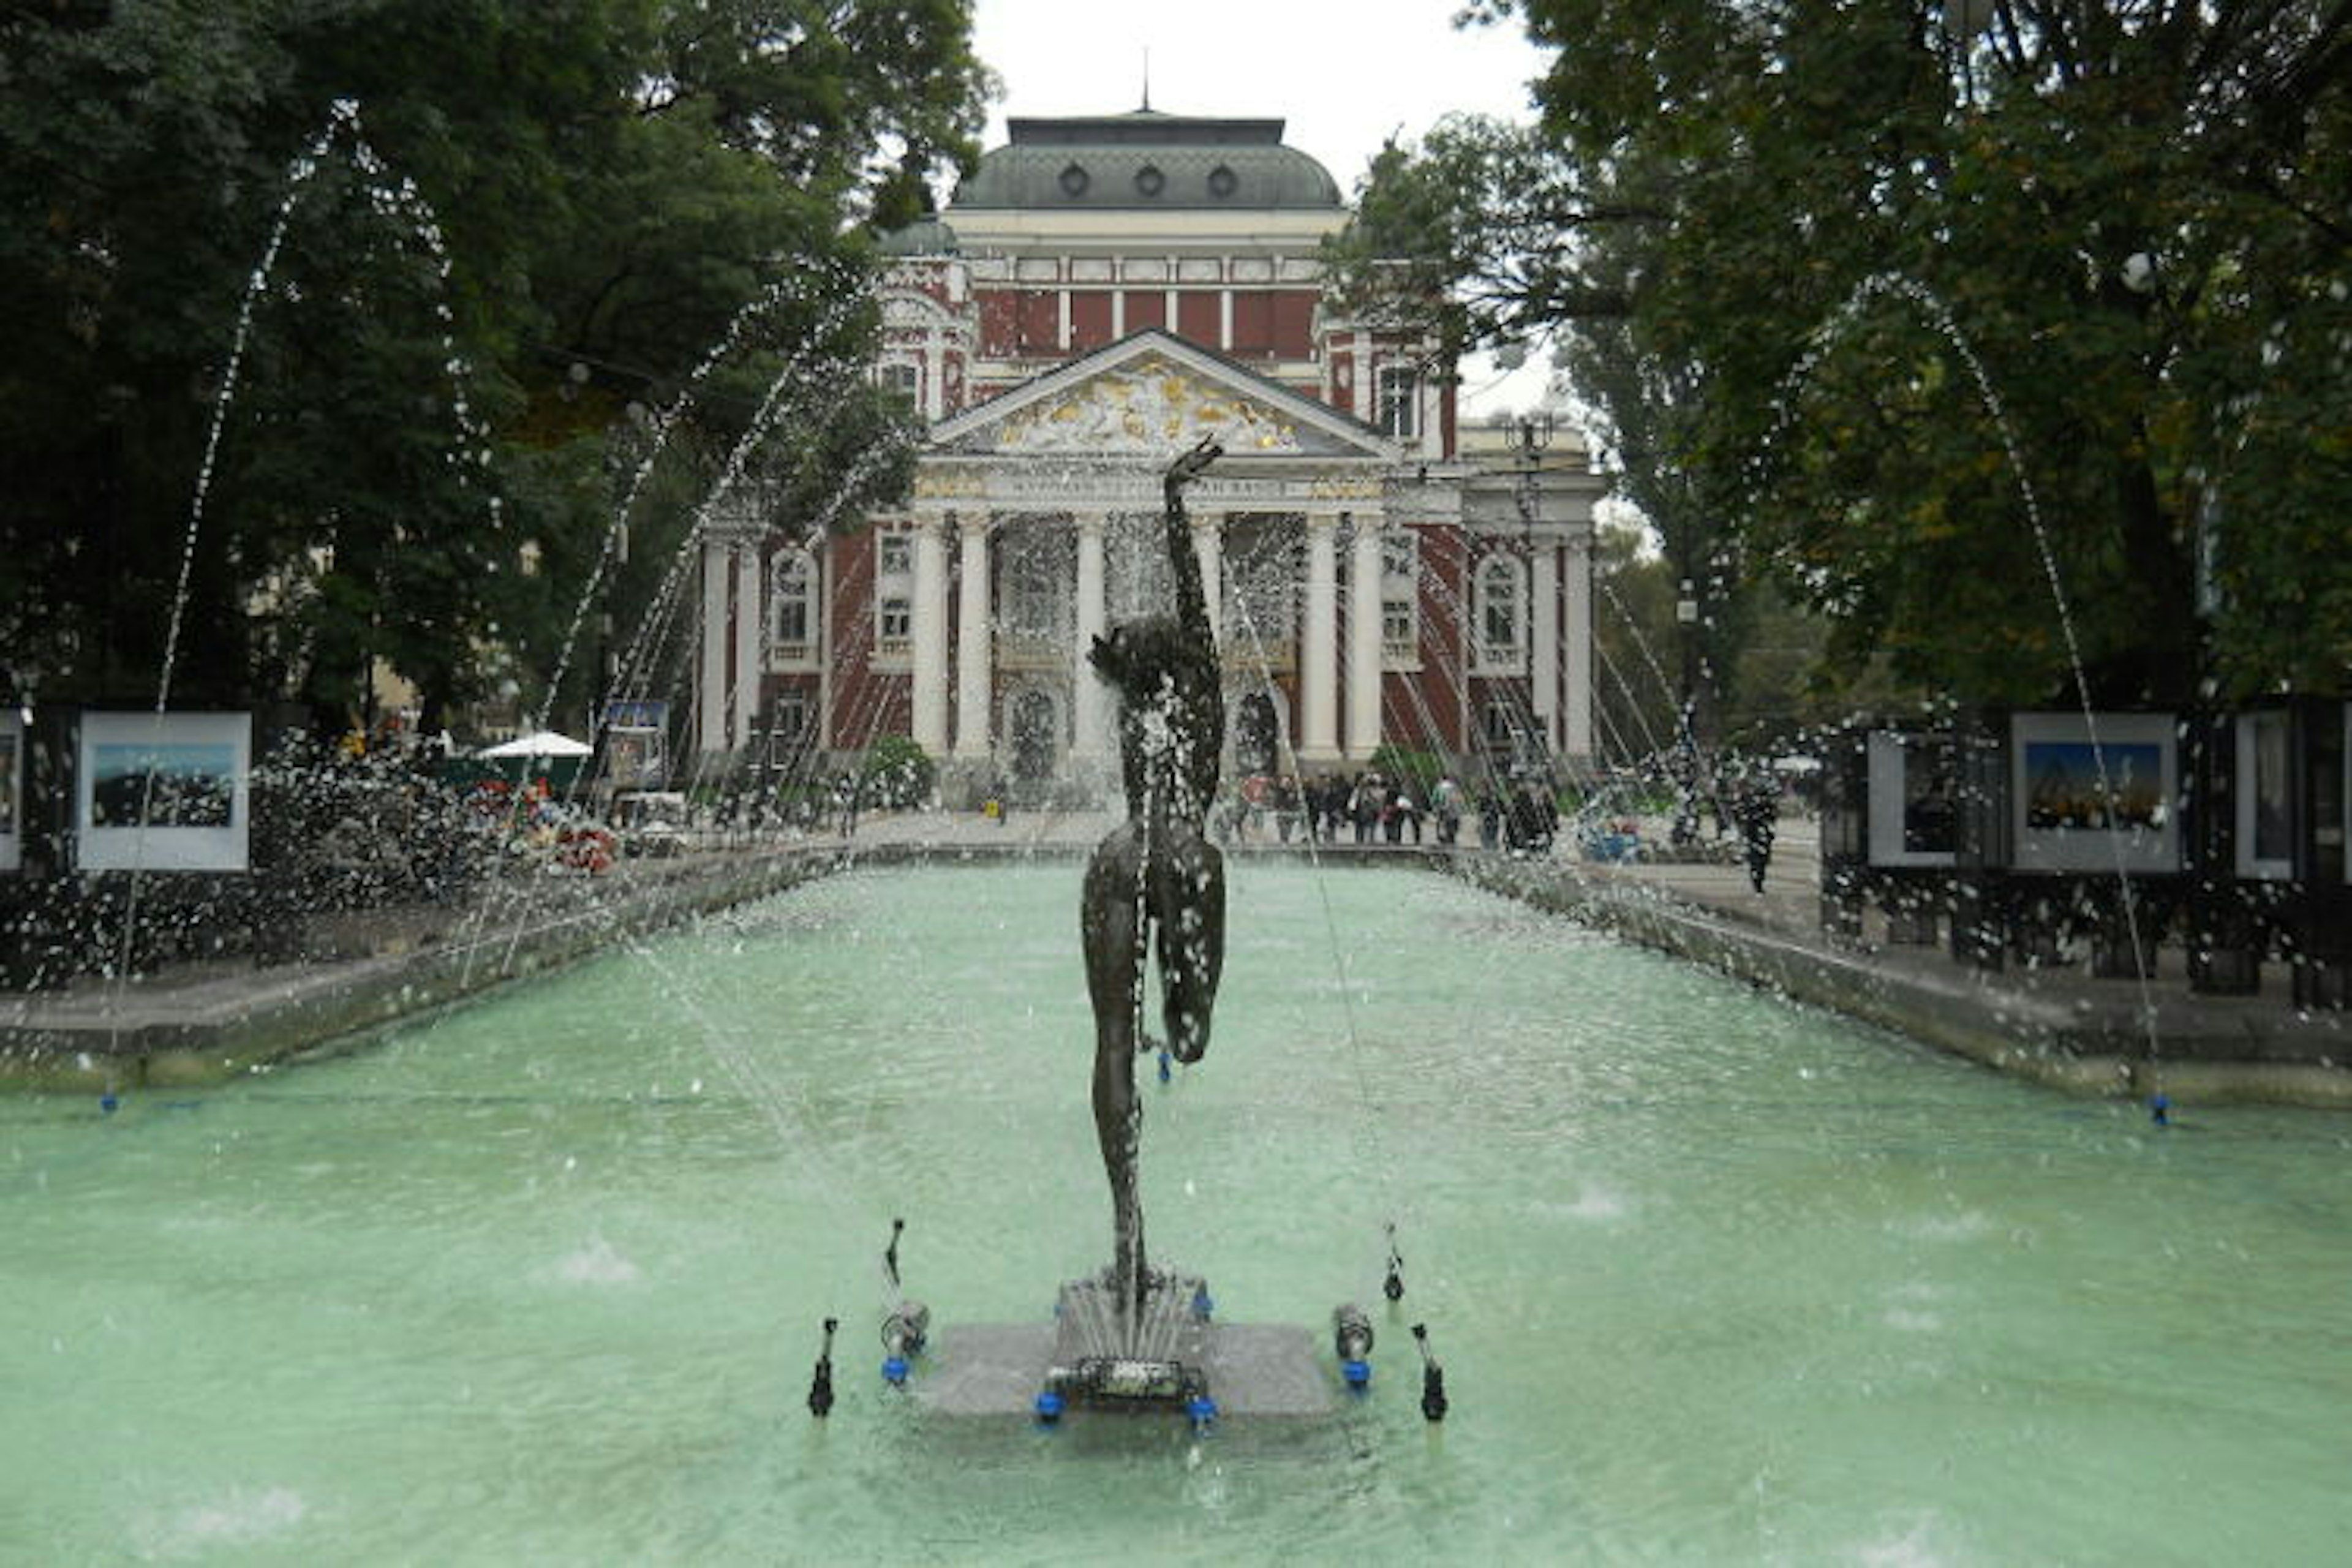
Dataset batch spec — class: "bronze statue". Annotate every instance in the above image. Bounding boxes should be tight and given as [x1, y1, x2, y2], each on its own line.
[1080, 437, 1227, 1312]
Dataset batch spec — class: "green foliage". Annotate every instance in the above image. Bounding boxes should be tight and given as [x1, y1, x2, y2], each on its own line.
[1338, 1, 2352, 704]
[858, 732, 933, 809]
[0, 0, 987, 727]
[1366, 743, 1444, 797]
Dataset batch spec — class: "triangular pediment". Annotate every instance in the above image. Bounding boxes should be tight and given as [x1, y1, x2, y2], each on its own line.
[930, 330, 1395, 462]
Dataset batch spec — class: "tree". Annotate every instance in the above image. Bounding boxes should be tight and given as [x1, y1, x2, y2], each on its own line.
[1335, 1, 2352, 707]
[0, 0, 989, 728]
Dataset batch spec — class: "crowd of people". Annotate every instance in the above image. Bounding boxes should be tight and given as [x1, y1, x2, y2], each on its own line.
[1212, 770, 1565, 854]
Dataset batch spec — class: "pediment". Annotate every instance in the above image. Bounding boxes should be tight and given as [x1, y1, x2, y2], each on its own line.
[930, 330, 1394, 462]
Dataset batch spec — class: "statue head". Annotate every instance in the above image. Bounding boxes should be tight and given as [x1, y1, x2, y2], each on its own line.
[1088, 616, 1188, 711]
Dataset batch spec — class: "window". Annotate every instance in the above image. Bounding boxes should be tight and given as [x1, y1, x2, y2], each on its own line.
[1476, 555, 1525, 671]
[1376, 365, 1420, 439]
[767, 691, 811, 767]
[875, 531, 913, 655]
[769, 549, 816, 665]
[1381, 532, 1420, 665]
[878, 361, 920, 407]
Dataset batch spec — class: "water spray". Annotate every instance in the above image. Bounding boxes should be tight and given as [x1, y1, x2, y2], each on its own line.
[1383, 1222, 1406, 1302]
[1333, 1303, 1375, 1391]
[807, 1317, 838, 1418]
[1410, 1323, 1448, 1423]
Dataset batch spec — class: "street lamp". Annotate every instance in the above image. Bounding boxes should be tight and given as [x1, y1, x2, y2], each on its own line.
[1672, 577, 1702, 845]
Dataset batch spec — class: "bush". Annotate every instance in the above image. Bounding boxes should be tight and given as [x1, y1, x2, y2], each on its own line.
[859, 733, 935, 809]
[1367, 743, 1444, 800]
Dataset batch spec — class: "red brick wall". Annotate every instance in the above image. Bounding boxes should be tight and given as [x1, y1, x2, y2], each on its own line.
[1070, 291, 1113, 351]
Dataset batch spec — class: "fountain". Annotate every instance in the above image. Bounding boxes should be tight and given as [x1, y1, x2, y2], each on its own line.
[9, 859, 2352, 1560]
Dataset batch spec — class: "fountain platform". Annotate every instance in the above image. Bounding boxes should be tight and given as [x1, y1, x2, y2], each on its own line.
[913, 1272, 1335, 1419]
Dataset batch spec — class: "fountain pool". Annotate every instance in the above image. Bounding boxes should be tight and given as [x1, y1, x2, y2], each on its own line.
[6, 861, 2348, 1562]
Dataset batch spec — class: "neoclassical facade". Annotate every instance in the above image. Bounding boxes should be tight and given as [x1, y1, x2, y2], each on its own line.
[695, 109, 1599, 801]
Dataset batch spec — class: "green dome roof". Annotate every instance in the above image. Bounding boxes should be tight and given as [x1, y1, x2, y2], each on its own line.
[876, 216, 959, 255]
[951, 111, 1342, 212]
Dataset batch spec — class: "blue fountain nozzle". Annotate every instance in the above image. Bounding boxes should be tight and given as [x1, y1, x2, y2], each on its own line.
[1033, 1390, 1065, 1423]
[882, 1355, 909, 1387]
[1333, 1303, 1375, 1362]
[1158, 1049, 1172, 1084]
[881, 1301, 930, 1359]
[1186, 1393, 1218, 1430]
[1342, 1359, 1372, 1390]
[1191, 1284, 1214, 1321]
[99, 1091, 119, 1115]
[2150, 1093, 2171, 1126]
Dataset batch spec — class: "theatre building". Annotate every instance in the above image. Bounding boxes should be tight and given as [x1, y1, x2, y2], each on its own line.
[693, 108, 1601, 802]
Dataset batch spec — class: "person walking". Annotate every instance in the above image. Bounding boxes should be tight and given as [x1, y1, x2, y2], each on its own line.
[1733, 772, 1778, 892]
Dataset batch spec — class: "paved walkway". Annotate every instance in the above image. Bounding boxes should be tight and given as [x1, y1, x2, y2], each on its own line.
[6, 807, 2346, 1102]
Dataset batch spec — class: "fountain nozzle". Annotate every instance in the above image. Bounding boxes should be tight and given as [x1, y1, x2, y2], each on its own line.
[1383, 1223, 1405, 1302]
[807, 1317, 839, 1418]
[2150, 1093, 2171, 1127]
[1334, 1303, 1375, 1389]
[1411, 1322, 1447, 1423]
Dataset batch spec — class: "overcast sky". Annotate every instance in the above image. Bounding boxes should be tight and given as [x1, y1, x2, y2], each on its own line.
[966, 0, 1562, 415]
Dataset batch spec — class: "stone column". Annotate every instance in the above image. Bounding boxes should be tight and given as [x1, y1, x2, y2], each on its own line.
[954, 513, 993, 760]
[1346, 508, 1385, 759]
[1532, 537, 1561, 756]
[911, 517, 950, 757]
[1564, 532, 1595, 763]
[1301, 511, 1339, 762]
[1193, 510, 1224, 641]
[732, 542, 761, 750]
[1074, 512, 1109, 764]
[698, 537, 729, 755]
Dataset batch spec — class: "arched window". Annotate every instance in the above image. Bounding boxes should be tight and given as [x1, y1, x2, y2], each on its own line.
[1476, 555, 1526, 673]
[769, 548, 817, 666]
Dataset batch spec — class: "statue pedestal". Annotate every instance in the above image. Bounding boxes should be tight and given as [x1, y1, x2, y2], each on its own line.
[911, 1268, 1334, 1420]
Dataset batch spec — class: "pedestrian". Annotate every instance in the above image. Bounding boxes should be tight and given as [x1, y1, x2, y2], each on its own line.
[1432, 774, 1462, 845]
[1734, 774, 1777, 892]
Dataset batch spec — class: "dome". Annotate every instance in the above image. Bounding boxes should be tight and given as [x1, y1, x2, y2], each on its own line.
[876, 216, 960, 256]
[949, 111, 1342, 212]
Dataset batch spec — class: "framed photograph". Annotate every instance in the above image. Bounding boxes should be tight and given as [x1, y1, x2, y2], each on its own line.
[2010, 711, 2179, 873]
[2234, 709, 2294, 881]
[1866, 731, 1958, 867]
[0, 710, 20, 873]
[75, 712, 252, 872]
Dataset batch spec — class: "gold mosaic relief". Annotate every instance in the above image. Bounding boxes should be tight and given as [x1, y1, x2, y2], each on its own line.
[992, 356, 1300, 455]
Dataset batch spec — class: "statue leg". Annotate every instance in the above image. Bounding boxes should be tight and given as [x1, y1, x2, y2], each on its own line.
[1154, 830, 1225, 1065]
[1082, 826, 1148, 1307]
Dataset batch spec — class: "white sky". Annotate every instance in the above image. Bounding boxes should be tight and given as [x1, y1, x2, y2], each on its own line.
[966, 0, 1561, 417]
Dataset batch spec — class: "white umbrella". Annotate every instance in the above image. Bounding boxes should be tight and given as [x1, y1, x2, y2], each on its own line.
[476, 730, 593, 759]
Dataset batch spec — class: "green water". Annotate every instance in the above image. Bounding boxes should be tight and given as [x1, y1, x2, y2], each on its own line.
[5, 863, 2348, 1564]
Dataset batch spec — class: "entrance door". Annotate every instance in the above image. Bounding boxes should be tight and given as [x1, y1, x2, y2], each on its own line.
[1009, 688, 1058, 794]
[1236, 690, 1280, 777]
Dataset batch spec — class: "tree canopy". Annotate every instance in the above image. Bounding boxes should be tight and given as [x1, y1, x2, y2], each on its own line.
[0, 0, 987, 731]
[1332, 0, 2352, 710]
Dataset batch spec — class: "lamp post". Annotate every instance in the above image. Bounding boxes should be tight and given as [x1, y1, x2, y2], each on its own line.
[1673, 576, 1701, 845]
